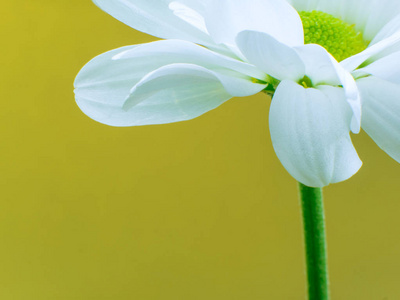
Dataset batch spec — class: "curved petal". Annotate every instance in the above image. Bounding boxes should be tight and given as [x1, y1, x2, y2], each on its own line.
[92, 0, 214, 46]
[341, 30, 400, 71]
[356, 51, 400, 85]
[285, 0, 321, 11]
[357, 76, 400, 163]
[113, 39, 266, 80]
[168, 1, 208, 34]
[74, 45, 140, 109]
[296, 44, 361, 133]
[295, 44, 340, 85]
[236, 30, 305, 81]
[370, 14, 400, 45]
[269, 80, 362, 187]
[77, 63, 233, 126]
[358, 0, 400, 41]
[203, 0, 303, 47]
[123, 63, 231, 108]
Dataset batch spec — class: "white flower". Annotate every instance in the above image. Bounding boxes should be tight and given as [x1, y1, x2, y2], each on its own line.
[74, 0, 400, 187]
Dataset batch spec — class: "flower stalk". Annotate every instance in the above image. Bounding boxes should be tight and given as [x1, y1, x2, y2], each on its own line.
[298, 183, 329, 300]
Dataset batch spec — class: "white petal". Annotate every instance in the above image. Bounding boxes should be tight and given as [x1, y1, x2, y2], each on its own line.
[121, 64, 233, 125]
[359, 0, 400, 41]
[357, 76, 400, 163]
[295, 44, 341, 85]
[296, 44, 361, 133]
[370, 14, 400, 45]
[74, 45, 140, 108]
[113, 39, 266, 80]
[356, 51, 400, 85]
[285, 0, 320, 11]
[341, 30, 400, 71]
[206, 71, 266, 97]
[169, 1, 208, 34]
[77, 63, 233, 126]
[92, 0, 214, 46]
[236, 30, 305, 81]
[334, 0, 400, 41]
[269, 80, 362, 187]
[203, 0, 303, 47]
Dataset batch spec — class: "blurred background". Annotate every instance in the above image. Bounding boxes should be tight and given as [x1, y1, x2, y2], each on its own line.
[1, 1, 400, 299]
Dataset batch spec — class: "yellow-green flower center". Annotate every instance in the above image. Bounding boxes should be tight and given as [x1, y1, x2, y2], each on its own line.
[298, 10, 368, 61]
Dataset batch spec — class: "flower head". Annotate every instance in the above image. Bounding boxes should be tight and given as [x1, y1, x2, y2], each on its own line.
[74, 0, 400, 187]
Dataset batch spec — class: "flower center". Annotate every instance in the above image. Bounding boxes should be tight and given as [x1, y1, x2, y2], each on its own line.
[298, 10, 368, 61]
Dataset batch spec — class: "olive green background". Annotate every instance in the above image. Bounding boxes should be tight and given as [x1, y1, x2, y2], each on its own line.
[2, 1, 400, 299]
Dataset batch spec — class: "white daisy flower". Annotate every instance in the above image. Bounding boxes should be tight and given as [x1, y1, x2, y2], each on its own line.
[74, 0, 400, 187]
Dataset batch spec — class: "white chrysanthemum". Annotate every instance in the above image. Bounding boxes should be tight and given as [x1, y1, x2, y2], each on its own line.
[74, 0, 400, 187]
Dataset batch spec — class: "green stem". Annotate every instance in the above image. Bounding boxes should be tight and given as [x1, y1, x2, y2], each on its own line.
[298, 182, 330, 300]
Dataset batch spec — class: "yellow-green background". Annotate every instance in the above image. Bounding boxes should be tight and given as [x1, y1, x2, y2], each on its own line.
[2, 1, 400, 299]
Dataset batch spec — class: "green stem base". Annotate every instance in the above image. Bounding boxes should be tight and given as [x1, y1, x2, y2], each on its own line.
[298, 182, 330, 300]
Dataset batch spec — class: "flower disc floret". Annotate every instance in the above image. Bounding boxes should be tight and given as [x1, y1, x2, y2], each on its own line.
[299, 10, 368, 61]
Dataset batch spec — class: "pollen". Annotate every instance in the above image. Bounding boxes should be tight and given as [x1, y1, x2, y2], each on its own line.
[298, 10, 368, 61]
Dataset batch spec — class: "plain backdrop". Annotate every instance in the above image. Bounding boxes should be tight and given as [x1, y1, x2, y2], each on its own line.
[1, 1, 400, 299]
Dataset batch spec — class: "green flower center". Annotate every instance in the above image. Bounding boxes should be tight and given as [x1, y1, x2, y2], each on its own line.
[298, 10, 368, 61]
